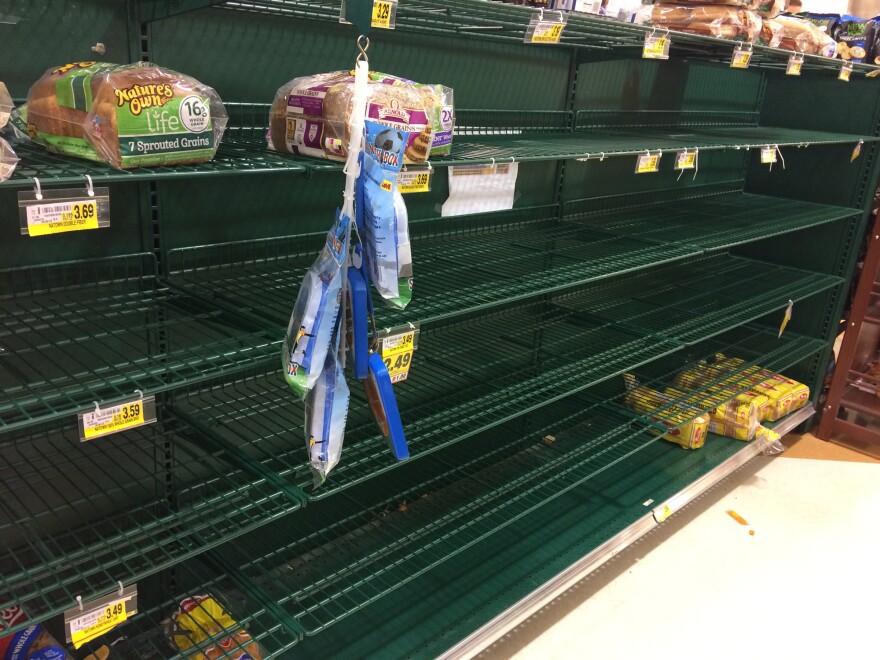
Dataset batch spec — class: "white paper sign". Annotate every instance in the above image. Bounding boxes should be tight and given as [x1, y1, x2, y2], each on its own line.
[441, 163, 519, 217]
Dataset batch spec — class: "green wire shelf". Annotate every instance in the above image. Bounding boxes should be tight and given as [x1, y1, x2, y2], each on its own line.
[172, 254, 837, 499]
[74, 559, 300, 659]
[0, 254, 279, 433]
[3, 105, 874, 188]
[1, 135, 308, 189]
[208, 324, 823, 639]
[565, 190, 860, 252]
[138, 0, 880, 76]
[167, 190, 852, 329]
[0, 414, 303, 637]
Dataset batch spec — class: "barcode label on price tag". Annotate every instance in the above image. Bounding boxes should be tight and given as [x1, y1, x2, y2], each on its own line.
[78, 396, 157, 441]
[731, 47, 752, 69]
[379, 326, 420, 384]
[635, 153, 660, 173]
[761, 146, 777, 164]
[675, 151, 696, 170]
[371, 0, 395, 29]
[65, 584, 138, 649]
[18, 187, 111, 237]
[643, 35, 669, 60]
[531, 21, 564, 44]
[397, 168, 432, 194]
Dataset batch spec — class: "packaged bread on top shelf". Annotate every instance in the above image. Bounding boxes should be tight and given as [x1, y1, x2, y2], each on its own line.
[12, 61, 227, 168]
[269, 70, 453, 164]
[764, 15, 838, 56]
[635, 4, 762, 42]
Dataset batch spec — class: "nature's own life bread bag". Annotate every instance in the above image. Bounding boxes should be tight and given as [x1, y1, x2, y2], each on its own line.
[269, 70, 453, 164]
[15, 61, 227, 168]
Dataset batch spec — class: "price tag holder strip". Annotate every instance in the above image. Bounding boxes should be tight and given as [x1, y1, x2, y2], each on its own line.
[377, 324, 420, 384]
[78, 395, 157, 442]
[64, 584, 138, 649]
[524, 10, 567, 44]
[18, 184, 111, 237]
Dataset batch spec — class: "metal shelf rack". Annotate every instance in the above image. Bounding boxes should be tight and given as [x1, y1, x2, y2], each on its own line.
[3, 0, 880, 652]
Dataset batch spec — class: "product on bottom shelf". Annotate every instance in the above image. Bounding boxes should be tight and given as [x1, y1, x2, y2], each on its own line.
[0, 605, 73, 659]
[305, 347, 351, 485]
[762, 15, 838, 56]
[665, 387, 760, 440]
[623, 374, 709, 449]
[268, 70, 453, 164]
[634, 4, 762, 42]
[834, 15, 877, 62]
[168, 594, 264, 660]
[673, 355, 810, 422]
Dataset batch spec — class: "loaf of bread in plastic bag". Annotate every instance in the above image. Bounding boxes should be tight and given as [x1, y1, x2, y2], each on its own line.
[16, 61, 226, 168]
[635, 4, 762, 41]
[268, 70, 445, 164]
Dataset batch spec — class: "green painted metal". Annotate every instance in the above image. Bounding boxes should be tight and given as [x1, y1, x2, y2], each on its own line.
[0, 413, 303, 636]
[3, 0, 880, 648]
[205, 325, 822, 648]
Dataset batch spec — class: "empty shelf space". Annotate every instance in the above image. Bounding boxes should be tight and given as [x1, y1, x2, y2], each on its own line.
[0, 254, 278, 432]
[840, 385, 880, 416]
[0, 415, 302, 636]
[568, 191, 860, 252]
[172, 258, 833, 499]
[167, 192, 848, 330]
[209, 324, 821, 639]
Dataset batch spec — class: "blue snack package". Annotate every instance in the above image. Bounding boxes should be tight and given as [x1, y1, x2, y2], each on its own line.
[365, 352, 409, 461]
[282, 209, 349, 398]
[305, 348, 351, 486]
[362, 119, 412, 309]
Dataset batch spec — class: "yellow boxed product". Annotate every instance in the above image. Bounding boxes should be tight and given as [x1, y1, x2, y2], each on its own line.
[716, 355, 810, 416]
[665, 387, 759, 441]
[623, 378, 709, 449]
[169, 594, 265, 660]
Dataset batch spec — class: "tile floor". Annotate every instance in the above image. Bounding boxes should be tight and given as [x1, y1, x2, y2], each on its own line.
[479, 432, 880, 660]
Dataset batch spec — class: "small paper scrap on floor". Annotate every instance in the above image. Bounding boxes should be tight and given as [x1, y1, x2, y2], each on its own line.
[726, 510, 749, 525]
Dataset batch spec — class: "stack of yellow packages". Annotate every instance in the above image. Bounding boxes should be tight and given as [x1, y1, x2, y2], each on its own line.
[623, 374, 709, 450]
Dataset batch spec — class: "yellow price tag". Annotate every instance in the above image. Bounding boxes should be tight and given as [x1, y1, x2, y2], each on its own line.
[852, 140, 863, 162]
[81, 399, 146, 441]
[381, 331, 415, 384]
[654, 503, 673, 523]
[786, 56, 803, 76]
[778, 300, 793, 338]
[636, 153, 660, 173]
[840, 63, 853, 81]
[532, 21, 564, 44]
[760, 146, 777, 164]
[397, 170, 431, 194]
[371, 0, 393, 29]
[26, 199, 99, 236]
[70, 599, 127, 649]
[642, 35, 669, 59]
[731, 50, 752, 69]
[675, 151, 696, 170]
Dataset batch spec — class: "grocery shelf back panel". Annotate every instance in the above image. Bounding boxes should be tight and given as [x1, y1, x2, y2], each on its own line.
[2, 0, 880, 655]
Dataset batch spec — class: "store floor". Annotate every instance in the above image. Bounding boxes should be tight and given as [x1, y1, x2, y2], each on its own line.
[479, 433, 880, 660]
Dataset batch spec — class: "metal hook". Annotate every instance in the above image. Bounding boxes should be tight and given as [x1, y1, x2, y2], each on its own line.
[356, 35, 370, 62]
[539, 7, 544, 20]
[426, 161, 433, 173]
[118, 581, 124, 597]
[556, 10, 564, 22]
[509, 156, 516, 164]
[93, 401, 101, 413]
[490, 157, 496, 171]
[85, 175, 95, 197]
[600, 152, 605, 161]
[77, 595, 84, 612]
[133, 389, 143, 398]
[33, 177, 42, 201]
